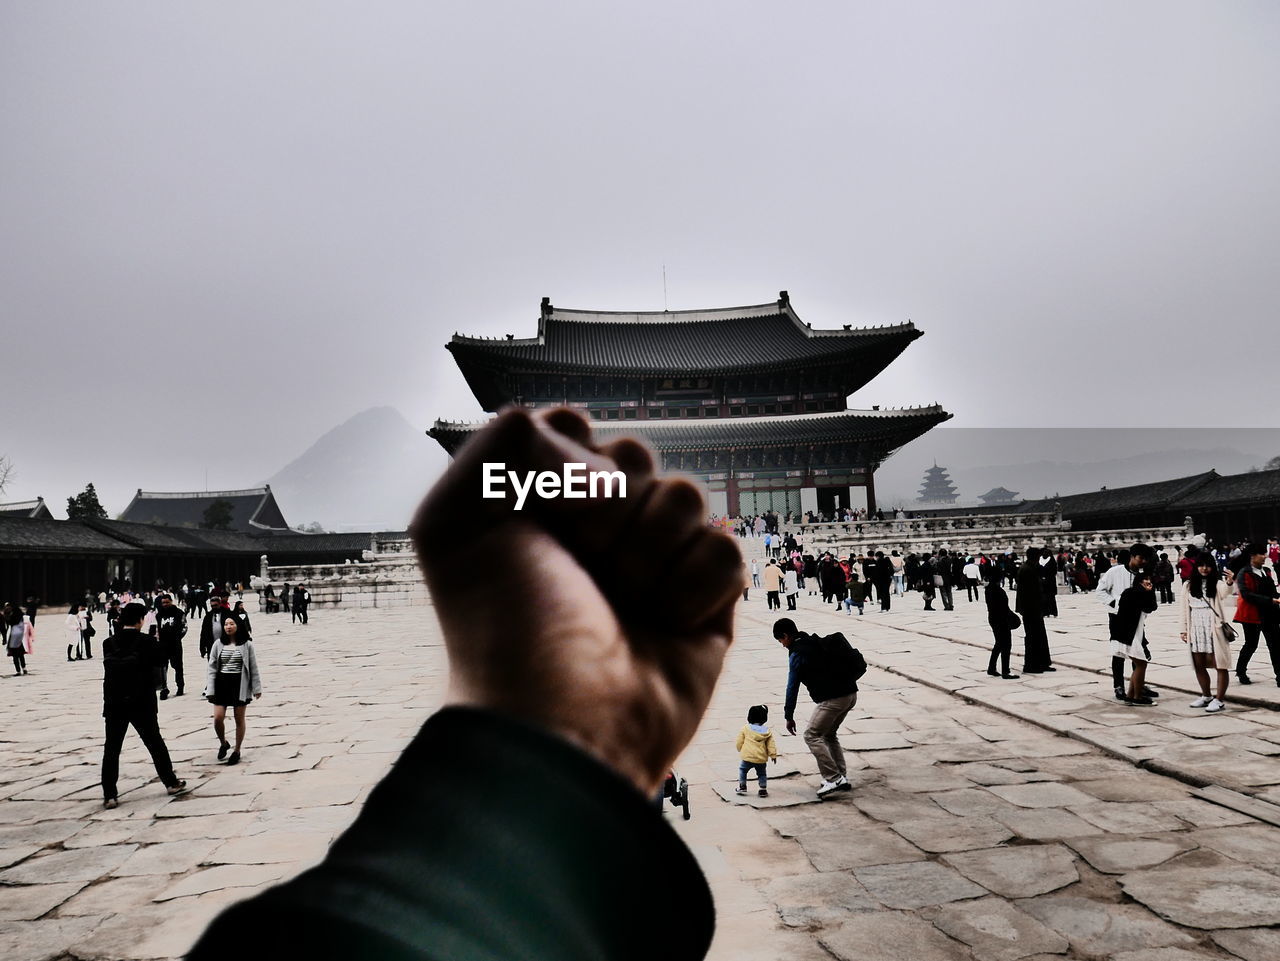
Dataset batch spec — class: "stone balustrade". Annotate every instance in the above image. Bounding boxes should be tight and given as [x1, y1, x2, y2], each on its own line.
[258, 550, 430, 610]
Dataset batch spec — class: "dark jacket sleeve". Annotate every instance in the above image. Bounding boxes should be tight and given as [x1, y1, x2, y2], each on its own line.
[1240, 571, 1279, 614]
[187, 707, 715, 961]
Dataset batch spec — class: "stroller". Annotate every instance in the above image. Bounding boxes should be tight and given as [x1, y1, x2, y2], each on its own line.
[661, 770, 691, 820]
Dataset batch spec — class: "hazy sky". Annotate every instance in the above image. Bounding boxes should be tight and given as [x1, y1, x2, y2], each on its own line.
[3, 1, 1278, 515]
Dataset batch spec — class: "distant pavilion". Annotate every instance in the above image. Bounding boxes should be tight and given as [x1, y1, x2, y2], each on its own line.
[429, 292, 951, 517]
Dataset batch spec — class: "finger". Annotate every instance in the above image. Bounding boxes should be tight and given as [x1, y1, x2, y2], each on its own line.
[540, 407, 593, 446]
[660, 530, 745, 632]
[594, 436, 656, 484]
[607, 477, 708, 600]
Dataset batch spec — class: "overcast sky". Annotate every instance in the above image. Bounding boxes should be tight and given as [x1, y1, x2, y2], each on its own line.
[2, 1, 1277, 515]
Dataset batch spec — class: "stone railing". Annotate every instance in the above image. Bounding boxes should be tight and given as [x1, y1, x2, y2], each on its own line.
[749, 514, 1197, 557]
[257, 551, 429, 610]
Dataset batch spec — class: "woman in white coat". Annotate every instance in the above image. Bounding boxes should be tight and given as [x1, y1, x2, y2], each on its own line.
[63, 605, 82, 661]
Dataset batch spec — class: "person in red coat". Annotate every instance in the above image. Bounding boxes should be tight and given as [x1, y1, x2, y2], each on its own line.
[1234, 544, 1280, 686]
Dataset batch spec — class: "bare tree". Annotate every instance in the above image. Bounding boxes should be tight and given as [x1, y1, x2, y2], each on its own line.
[0, 455, 12, 495]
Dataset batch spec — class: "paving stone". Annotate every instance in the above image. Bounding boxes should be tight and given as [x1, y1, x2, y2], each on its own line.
[1186, 824, 1280, 867]
[1111, 950, 1224, 961]
[1064, 834, 1197, 874]
[794, 827, 927, 871]
[1068, 802, 1189, 834]
[1121, 864, 1280, 929]
[819, 909, 975, 961]
[154, 794, 258, 818]
[882, 766, 971, 794]
[0, 844, 138, 884]
[1071, 778, 1189, 802]
[722, 836, 816, 880]
[891, 815, 1014, 853]
[853, 791, 944, 822]
[930, 788, 1022, 818]
[930, 897, 1070, 961]
[54, 874, 168, 917]
[113, 839, 221, 876]
[0, 820, 82, 848]
[0, 844, 41, 869]
[0, 917, 102, 961]
[207, 831, 331, 865]
[854, 860, 986, 909]
[987, 782, 1097, 808]
[956, 763, 1055, 786]
[1018, 895, 1197, 955]
[1159, 716, 1263, 738]
[1152, 798, 1255, 828]
[0, 882, 88, 921]
[1211, 926, 1280, 961]
[942, 844, 1078, 898]
[154, 863, 292, 901]
[712, 779, 824, 808]
[763, 872, 878, 926]
[841, 732, 914, 751]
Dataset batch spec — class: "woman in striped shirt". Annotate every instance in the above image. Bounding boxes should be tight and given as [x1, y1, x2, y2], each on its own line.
[204, 615, 262, 765]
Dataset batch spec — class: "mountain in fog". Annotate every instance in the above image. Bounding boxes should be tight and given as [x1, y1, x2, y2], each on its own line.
[265, 407, 448, 531]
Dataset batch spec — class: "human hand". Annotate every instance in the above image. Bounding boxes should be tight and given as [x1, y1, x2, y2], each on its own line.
[412, 407, 744, 795]
[1180, 632, 1188, 642]
[785, 718, 797, 736]
[254, 693, 261, 700]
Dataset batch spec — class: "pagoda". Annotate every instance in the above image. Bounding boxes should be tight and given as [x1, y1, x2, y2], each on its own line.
[917, 463, 959, 504]
[430, 292, 951, 517]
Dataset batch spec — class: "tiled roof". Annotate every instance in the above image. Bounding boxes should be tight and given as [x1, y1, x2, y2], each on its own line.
[251, 533, 378, 554]
[448, 299, 921, 374]
[0, 518, 140, 554]
[1017, 471, 1218, 518]
[430, 407, 951, 455]
[119, 488, 290, 532]
[0, 498, 54, 520]
[979, 487, 1020, 501]
[83, 519, 260, 552]
[1170, 468, 1280, 509]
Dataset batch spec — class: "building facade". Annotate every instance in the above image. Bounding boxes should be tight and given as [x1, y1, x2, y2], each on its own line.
[429, 292, 951, 517]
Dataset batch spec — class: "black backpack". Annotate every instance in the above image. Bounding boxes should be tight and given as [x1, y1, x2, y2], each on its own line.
[814, 631, 867, 688]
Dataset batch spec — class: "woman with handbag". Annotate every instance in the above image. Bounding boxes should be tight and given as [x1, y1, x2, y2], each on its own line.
[1181, 555, 1235, 712]
[64, 604, 83, 661]
[204, 614, 262, 765]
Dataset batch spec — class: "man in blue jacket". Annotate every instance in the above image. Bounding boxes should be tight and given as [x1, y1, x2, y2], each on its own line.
[774, 616, 860, 798]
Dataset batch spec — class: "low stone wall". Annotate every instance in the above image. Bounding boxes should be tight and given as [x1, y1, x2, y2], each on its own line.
[257, 551, 431, 610]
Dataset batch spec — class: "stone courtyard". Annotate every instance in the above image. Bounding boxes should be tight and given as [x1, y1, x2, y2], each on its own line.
[4, 580, 1280, 961]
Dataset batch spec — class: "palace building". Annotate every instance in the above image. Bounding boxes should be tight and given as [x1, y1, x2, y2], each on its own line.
[429, 292, 951, 517]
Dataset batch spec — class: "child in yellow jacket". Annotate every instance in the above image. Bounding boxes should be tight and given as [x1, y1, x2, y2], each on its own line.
[735, 704, 778, 797]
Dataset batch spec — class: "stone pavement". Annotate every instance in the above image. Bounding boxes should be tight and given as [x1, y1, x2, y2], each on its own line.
[4, 586, 1280, 960]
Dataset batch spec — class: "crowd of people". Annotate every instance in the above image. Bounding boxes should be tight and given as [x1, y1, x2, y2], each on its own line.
[1, 576, 310, 807]
[740, 527, 1280, 720]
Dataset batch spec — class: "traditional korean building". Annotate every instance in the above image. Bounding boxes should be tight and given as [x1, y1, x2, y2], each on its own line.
[978, 486, 1020, 506]
[0, 497, 54, 520]
[917, 463, 959, 504]
[119, 487, 291, 533]
[429, 292, 951, 517]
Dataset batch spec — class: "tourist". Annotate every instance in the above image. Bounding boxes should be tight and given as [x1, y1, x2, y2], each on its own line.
[891, 550, 905, 595]
[1234, 543, 1280, 687]
[783, 565, 799, 611]
[1097, 546, 1158, 701]
[1180, 555, 1234, 712]
[1039, 548, 1059, 618]
[734, 704, 777, 798]
[935, 550, 955, 611]
[874, 550, 893, 611]
[292, 584, 310, 624]
[204, 614, 262, 765]
[963, 556, 982, 602]
[156, 594, 188, 699]
[199, 595, 228, 659]
[64, 604, 82, 661]
[762, 559, 782, 611]
[846, 572, 867, 615]
[1177, 545, 1200, 582]
[750, 558, 759, 588]
[984, 571, 1020, 679]
[4, 602, 33, 675]
[920, 554, 938, 611]
[1114, 571, 1159, 704]
[774, 617, 861, 798]
[1016, 548, 1053, 673]
[1154, 552, 1176, 604]
[100, 602, 189, 808]
[281, 581, 290, 614]
[231, 600, 252, 637]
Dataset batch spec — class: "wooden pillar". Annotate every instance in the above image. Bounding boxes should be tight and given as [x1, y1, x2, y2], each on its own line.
[726, 471, 740, 517]
[865, 469, 877, 515]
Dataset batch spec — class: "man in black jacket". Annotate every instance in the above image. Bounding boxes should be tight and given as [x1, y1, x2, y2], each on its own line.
[874, 551, 893, 611]
[189, 407, 740, 961]
[156, 594, 187, 699]
[101, 603, 189, 808]
[775, 616, 860, 797]
[199, 596, 228, 659]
